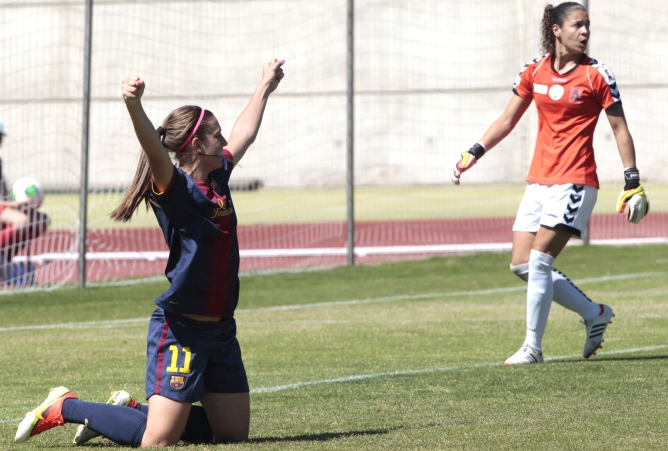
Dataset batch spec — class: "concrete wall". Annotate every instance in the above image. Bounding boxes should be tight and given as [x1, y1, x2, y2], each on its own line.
[0, 0, 666, 190]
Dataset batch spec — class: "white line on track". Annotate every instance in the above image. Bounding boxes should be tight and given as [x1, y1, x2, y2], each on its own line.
[1, 344, 665, 426]
[0, 271, 663, 333]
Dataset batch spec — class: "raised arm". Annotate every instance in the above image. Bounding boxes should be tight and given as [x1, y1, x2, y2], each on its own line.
[225, 59, 285, 164]
[121, 76, 174, 192]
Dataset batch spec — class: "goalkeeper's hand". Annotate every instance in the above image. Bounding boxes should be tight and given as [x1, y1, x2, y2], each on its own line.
[452, 143, 486, 185]
[616, 167, 650, 223]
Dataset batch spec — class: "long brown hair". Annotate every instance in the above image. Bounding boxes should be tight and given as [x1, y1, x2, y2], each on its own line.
[540, 2, 587, 55]
[110, 106, 214, 222]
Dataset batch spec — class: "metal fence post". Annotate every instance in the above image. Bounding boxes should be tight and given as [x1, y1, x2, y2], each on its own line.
[78, 0, 93, 287]
[346, 0, 355, 265]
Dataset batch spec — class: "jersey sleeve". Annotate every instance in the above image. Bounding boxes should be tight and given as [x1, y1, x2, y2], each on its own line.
[150, 167, 184, 218]
[512, 58, 538, 98]
[221, 149, 235, 182]
[591, 62, 622, 110]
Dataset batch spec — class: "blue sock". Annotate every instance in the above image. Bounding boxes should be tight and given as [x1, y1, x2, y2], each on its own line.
[62, 399, 146, 448]
[133, 402, 149, 415]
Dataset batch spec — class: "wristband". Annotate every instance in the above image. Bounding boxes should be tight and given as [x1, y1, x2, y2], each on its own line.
[623, 167, 640, 190]
[469, 142, 486, 160]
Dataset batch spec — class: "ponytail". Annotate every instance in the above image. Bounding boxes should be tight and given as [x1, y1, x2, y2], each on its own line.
[109, 146, 155, 222]
[540, 5, 556, 55]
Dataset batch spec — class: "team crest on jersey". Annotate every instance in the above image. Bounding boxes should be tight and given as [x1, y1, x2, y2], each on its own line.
[170, 376, 185, 390]
[593, 62, 616, 85]
[569, 87, 583, 104]
[209, 179, 222, 194]
[549, 84, 564, 100]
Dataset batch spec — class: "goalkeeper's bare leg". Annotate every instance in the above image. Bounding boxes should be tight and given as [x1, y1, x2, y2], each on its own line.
[510, 230, 614, 359]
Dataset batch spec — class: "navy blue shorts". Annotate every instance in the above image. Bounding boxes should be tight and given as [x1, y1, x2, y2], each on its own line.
[145, 308, 249, 403]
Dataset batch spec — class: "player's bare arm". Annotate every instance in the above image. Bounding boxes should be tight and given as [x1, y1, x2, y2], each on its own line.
[0, 199, 29, 209]
[226, 59, 285, 164]
[121, 76, 174, 192]
[607, 105, 648, 221]
[606, 105, 636, 168]
[478, 95, 533, 151]
[452, 95, 532, 184]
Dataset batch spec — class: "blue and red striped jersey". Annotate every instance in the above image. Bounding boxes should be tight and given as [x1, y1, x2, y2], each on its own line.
[149, 151, 240, 318]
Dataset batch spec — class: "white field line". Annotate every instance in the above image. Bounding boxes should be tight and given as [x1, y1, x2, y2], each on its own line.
[0, 271, 663, 334]
[1, 344, 666, 426]
[236, 271, 665, 313]
[0, 318, 148, 333]
[250, 344, 668, 394]
[242, 313, 668, 326]
[0, 418, 22, 424]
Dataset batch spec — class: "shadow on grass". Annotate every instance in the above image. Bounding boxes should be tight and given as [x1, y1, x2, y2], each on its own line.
[249, 427, 398, 444]
[48, 427, 399, 448]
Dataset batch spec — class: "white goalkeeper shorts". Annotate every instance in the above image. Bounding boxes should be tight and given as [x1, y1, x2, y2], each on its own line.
[512, 183, 598, 238]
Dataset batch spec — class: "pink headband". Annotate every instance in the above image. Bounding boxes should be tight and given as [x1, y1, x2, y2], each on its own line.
[176, 108, 206, 152]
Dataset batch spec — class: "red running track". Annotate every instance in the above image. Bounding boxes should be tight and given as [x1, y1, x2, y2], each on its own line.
[17, 213, 668, 284]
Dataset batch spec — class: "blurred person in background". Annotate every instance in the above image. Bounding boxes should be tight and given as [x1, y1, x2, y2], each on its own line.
[0, 121, 49, 283]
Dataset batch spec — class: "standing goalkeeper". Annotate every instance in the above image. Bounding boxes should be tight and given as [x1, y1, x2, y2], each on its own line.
[451, 2, 649, 365]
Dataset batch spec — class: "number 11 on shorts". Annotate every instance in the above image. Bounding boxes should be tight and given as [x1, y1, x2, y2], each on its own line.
[166, 345, 192, 374]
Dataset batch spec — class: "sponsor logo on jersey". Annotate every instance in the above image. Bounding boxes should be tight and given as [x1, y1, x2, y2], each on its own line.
[533, 83, 548, 95]
[552, 76, 568, 83]
[569, 87, 583, 104]
[549, 84, 564, 100]
[170, 375, 185, 390]
[211, 196, 234, 219]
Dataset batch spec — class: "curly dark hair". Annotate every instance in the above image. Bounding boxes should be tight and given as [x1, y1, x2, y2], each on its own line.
[540, 2, 587, 54]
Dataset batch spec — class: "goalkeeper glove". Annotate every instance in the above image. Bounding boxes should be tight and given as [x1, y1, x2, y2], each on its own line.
[452, 143, 486, 185]
[616, 167, 650, 223]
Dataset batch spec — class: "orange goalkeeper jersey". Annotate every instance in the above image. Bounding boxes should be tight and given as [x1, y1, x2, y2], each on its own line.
[513, 53, 622, 189]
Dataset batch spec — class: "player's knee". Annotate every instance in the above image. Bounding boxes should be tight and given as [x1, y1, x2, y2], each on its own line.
[510, 263, 529, 282]
[140, 428, 182, 448]
[140, 435, 180, 448]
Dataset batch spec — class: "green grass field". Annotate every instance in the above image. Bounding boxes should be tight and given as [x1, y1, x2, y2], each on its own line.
[42, 184, 668, 230]
[2, 244, 668, 449]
